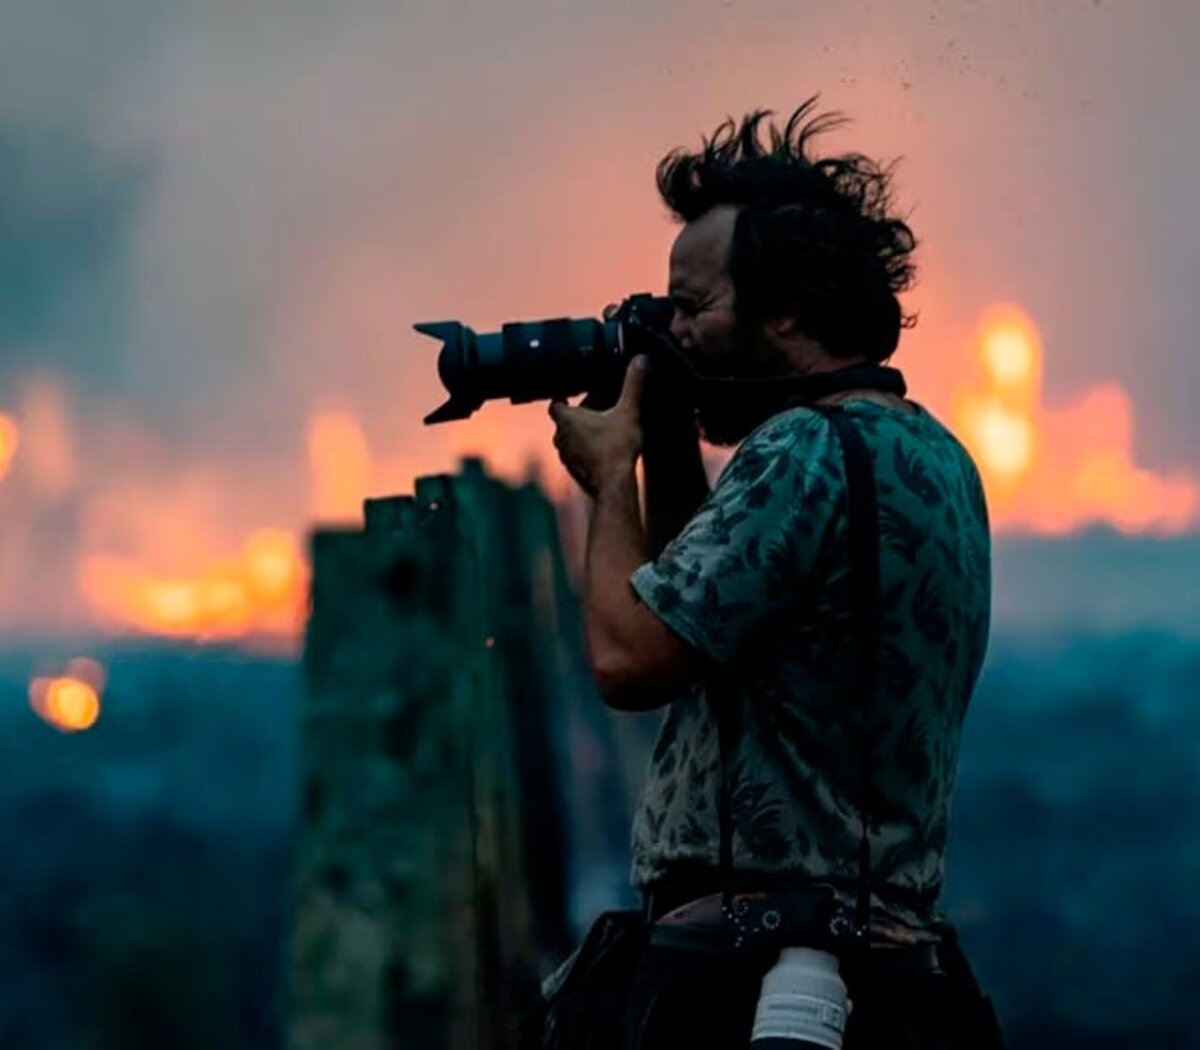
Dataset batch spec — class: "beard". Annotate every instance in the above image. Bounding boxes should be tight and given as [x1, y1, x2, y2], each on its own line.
[695, 398, 769, 447]
[691, 321, 795, 446]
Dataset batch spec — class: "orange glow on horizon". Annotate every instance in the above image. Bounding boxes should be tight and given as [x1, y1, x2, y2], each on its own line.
[30, 671, 102, 733]
[968, 400, 1036, 479]
[0, 412, 18, 482]
[955, 303, 1198, 535]
[79, 528, 308, 642]
[308, 410, 372, 524]
[242, 528, 306, 607]
[955, 305, 1041, 489]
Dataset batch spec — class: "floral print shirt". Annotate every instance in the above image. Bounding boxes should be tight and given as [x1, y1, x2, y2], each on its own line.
[628, 400, 991, 932]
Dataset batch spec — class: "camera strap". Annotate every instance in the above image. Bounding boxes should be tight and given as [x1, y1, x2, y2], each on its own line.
[713, 403, 880, 946]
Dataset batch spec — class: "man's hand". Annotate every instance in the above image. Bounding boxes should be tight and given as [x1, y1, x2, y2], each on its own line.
[549, 356, 648, 497]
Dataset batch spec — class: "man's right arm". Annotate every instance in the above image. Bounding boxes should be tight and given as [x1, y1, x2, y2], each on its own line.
[629, 410, 830, 668]
[641, 414, 710, 558]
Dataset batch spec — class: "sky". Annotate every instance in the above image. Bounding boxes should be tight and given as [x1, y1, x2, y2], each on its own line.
[1, 0, 1199, 639]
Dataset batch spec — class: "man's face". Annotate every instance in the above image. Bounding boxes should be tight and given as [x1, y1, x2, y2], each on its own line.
[666, 205, 741, 377]
[666, 205, 783, 445]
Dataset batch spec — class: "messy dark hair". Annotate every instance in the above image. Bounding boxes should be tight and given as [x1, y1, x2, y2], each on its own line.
[656, 97, 917, 363]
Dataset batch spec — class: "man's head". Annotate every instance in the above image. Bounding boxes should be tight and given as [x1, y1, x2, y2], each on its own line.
[657, 98, 918, 441]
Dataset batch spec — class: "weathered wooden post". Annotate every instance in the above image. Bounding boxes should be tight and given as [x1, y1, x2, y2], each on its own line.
[289, 458, 583, 1049]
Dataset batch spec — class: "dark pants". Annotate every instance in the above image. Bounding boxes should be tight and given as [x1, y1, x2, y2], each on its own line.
[623, 938, 1005, 1049]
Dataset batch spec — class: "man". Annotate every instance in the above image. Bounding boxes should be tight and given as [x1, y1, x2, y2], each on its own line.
[547, 99, 1001, 1047]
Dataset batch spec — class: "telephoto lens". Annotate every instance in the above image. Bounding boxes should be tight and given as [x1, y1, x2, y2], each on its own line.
[749, 948, 851, 1050]
[414, 294, 674, 425]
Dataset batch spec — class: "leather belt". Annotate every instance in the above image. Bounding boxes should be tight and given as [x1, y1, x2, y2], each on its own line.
[641, 872, 942, 974]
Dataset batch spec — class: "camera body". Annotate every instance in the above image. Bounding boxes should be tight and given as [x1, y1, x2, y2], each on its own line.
[415, 293, 675, 425]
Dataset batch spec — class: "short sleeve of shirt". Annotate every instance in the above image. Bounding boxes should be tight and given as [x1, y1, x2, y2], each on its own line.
[630, 409, 840, 665]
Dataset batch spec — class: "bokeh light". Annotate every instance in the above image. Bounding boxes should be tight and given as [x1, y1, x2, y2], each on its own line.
[29, 667, 104, 733]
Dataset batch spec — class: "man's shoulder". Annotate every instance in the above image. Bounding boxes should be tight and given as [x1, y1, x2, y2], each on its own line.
[740, 405, 832, 450]
[853, 403, 989, 516]
[719, 407, 837, 485]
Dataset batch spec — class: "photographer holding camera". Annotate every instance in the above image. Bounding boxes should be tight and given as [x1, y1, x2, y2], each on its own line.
[537, 100, 1005, 1049]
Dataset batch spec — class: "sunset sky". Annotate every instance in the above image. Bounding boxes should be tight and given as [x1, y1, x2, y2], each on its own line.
[1, 0, 1198, 640]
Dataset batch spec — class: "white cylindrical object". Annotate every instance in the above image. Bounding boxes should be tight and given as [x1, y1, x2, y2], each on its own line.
[749, 947, 850, 1050]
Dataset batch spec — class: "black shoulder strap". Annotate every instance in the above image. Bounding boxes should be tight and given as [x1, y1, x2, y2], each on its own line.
[715, 674, 739, 910]
[714, 405, 880, 941]
[822, 407, 881, 942]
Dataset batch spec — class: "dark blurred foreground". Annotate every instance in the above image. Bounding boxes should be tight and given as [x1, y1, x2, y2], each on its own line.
[1, 627, 1198, 1049]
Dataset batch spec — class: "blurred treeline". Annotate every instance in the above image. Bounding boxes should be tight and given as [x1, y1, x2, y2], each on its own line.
[0, 629, 1197, 1048]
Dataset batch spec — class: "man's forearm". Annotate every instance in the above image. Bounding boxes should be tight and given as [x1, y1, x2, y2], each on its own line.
[582, 464, 709, 709]
[583, 470, 651, 687]
[642, 419, 710, 557]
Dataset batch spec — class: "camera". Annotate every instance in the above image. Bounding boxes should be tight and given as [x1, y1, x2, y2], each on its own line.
[414, 293, 676, 425]
[416, 293, 908, 445]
